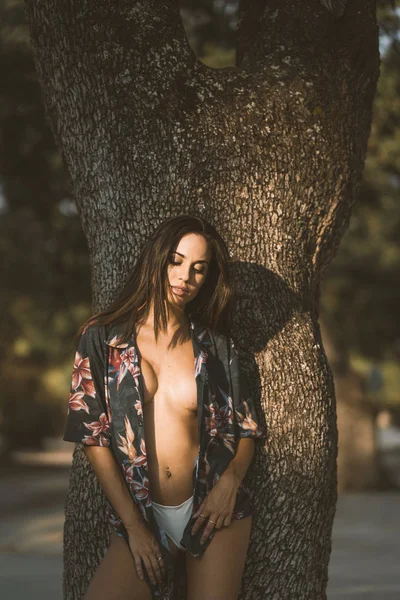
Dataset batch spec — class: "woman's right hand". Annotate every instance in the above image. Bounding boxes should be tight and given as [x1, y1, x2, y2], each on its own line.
[127, 521, 166, 586]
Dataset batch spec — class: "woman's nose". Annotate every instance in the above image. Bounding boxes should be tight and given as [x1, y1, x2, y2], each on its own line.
[179, 266, 190, 280]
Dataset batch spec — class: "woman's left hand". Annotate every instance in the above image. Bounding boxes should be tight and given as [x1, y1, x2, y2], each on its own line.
[191, 470, 241, 544]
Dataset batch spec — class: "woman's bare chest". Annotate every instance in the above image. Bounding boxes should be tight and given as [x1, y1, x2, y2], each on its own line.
[136, 331, 198, 414]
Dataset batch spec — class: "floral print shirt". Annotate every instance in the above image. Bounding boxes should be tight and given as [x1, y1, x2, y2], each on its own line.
[63, 317, 266, 598]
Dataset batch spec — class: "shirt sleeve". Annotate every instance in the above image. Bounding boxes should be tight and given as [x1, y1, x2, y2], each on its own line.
[63, 324, 111, 447]
[228, 337, 267, 440]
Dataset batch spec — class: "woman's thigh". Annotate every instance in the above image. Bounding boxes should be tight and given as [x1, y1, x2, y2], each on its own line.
[185, 515, 252, 600]
[84, 530, 152, 600]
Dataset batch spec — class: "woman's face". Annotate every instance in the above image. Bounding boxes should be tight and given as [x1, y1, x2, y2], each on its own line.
[166, 233, 212, 307]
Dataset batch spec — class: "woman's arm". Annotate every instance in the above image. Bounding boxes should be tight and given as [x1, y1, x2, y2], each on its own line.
[223, 437, 255, 485]
[191, 438, 255, 541]
[83, 446, 143, 532]
[84, 446, 166, 585]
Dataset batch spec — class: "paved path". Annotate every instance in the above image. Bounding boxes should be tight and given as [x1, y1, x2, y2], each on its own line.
[328, 493, 400, 600]
[0, 465, 67, 600]
[0, 433, 399, 599]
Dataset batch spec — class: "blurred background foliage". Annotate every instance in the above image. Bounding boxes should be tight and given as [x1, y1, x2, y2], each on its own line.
[321, 0, 400, 409]
[0, 0, 399, 449]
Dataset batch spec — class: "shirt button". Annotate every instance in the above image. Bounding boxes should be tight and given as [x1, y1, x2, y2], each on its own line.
[138, 417, 143, 427]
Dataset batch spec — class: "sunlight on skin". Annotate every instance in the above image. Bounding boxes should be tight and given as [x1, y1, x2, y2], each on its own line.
[166, 233, 213, 320]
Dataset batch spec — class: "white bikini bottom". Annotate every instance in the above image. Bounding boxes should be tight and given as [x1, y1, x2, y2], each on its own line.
[152, 495, 194, 551]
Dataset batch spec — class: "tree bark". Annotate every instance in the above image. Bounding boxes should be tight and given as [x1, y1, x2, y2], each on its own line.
[24, 1, 380, 598]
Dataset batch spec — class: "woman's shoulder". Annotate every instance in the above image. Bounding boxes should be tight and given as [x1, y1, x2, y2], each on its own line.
[81, 320, 108, 337]
[79, 320, 110, 351]
[207, 328, 233, 359]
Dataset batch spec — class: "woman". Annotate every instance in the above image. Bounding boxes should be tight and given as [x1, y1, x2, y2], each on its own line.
[63, 214, 267, 600]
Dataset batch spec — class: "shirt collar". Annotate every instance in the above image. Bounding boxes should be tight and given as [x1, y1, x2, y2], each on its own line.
[105, 316, 213, 352]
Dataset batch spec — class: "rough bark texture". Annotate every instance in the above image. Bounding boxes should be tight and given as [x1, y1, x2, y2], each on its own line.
[24, 1, 380, 598]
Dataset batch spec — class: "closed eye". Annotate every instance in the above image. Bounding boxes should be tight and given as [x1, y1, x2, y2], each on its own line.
[169, 259, 205, 274]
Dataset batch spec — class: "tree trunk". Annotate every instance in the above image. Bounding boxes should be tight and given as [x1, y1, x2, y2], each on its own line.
[24, 1, 380, 598]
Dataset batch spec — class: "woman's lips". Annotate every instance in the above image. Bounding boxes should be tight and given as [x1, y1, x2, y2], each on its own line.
[171, 286, 188, 297]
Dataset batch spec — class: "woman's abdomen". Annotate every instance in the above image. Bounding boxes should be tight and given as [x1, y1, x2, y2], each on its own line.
[145, 409, 199, 506]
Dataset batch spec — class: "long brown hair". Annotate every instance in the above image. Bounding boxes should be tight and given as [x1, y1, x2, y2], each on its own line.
[74, 214, 235, 348]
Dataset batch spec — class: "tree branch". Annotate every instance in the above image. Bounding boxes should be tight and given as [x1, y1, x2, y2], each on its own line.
[23, 1, 196, 180]
[238, 0, 377, 73]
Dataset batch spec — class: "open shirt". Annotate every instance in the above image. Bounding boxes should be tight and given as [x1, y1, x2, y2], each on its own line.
[63, 317, 267, 598]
